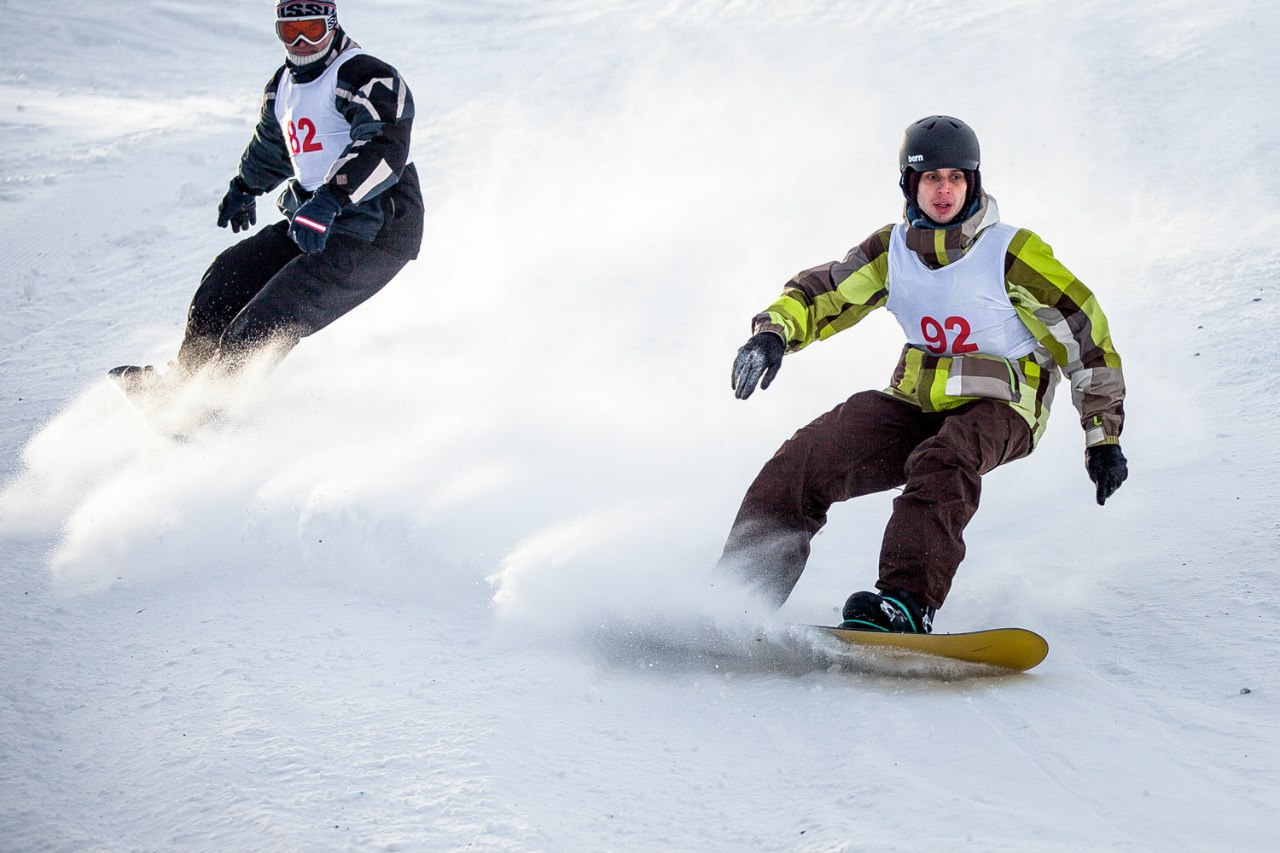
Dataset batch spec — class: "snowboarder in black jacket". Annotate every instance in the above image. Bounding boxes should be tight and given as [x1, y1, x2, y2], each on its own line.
[112, 0, 422, 394]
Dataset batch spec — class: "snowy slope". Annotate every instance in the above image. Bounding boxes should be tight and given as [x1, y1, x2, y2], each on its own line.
[2, 1, 1278, 851]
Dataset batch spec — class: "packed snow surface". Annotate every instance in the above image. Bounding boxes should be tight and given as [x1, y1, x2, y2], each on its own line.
[2, 1, 1278, 851]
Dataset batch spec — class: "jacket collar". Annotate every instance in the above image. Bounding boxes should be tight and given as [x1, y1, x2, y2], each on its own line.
[902, 193, 1000, 269]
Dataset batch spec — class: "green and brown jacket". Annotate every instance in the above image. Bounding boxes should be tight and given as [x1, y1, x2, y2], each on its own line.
[753, 195, 1125, 448]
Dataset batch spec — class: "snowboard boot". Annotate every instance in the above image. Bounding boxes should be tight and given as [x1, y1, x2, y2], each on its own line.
[108, 362, 186, 400]
[108, 364, 163, 395]
[839, 589, 935, 634]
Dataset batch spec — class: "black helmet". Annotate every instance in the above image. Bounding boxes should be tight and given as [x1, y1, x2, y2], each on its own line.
[898, 116, 982, 214]
[898, 115, 980, 173]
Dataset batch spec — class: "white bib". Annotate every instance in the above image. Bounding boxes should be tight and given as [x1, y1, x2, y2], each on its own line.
[273, 50, 365, 191]
[885, 222, 1038, 360]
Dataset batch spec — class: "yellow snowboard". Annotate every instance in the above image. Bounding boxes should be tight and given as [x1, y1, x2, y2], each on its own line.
[814, 625, 1049, 672]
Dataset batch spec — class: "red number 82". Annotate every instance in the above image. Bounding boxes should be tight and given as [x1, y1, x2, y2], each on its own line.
[286, 118, 324, 155]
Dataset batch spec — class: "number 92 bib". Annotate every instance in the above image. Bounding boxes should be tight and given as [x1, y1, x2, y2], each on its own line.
[885, 221, 1038, 361]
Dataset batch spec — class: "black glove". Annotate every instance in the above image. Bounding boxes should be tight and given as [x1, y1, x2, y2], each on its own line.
[289, 186, 343, 254]
[216, 176, 258, 233]
[1085, 443, 1128, 506]
[731, 332, 785, 400]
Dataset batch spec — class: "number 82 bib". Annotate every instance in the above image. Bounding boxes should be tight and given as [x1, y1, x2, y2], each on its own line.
[273, 50, 366, 192]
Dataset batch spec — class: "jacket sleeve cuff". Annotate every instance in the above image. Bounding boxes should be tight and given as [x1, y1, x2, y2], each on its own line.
[324, 182, 353, 207]
[231, 175, 263, 196]
[751, 318, 789, 345]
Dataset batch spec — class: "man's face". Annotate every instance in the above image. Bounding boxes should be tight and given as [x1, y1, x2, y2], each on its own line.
[276, 15, 335, 56]
[915, 168, 969, 224]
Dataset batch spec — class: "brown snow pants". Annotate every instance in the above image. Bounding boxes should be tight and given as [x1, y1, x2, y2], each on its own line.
[717, 390, 1032, 610]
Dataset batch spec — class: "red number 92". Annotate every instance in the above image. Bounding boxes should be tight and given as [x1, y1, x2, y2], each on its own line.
[921, 315, 979, 355]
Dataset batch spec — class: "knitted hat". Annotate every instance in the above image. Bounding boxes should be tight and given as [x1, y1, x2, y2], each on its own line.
[277, 1, 337, 19]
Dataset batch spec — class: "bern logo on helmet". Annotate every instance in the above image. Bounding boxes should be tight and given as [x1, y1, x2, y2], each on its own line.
[907, 154, 924, 163]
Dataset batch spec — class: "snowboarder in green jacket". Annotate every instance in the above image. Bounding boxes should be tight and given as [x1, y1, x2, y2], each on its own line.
[720, 115, 1128, 633]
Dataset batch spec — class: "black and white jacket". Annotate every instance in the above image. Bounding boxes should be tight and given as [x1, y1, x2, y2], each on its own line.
[235, 30, 422, 257]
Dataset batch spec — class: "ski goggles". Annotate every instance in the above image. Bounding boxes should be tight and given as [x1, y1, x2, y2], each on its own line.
[275, 16, 333, 46]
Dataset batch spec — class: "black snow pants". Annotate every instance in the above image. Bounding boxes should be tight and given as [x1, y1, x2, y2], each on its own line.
[716, 390, 1033, 610]
[177, 218, 414, 373]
